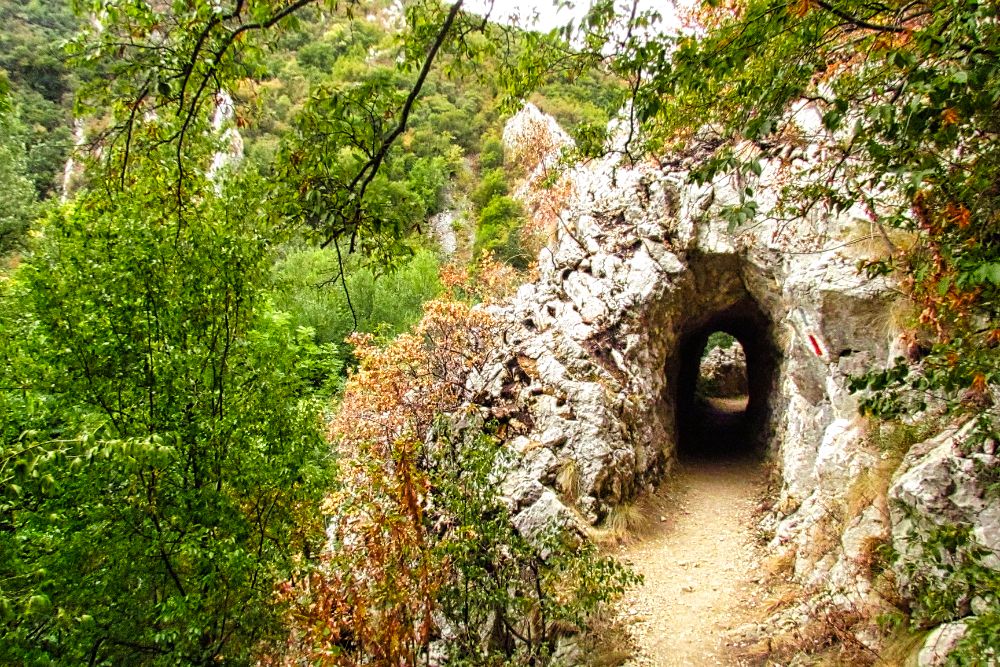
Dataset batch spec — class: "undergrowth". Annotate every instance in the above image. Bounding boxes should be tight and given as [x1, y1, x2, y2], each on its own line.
[273, 292, 640, 665]
[897, 523, 1000, 664]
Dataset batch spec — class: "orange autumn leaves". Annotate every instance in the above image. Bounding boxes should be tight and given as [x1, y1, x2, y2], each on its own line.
[909, 192, 980, 342]
[330, 298, 503, 454]
[275, 270, 509, 665]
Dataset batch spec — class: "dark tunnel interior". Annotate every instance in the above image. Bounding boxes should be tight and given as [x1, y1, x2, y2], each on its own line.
[674, 299, 778, 461]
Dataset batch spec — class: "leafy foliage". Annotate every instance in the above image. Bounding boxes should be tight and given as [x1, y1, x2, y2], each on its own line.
[271, 244, 442, 348]
[68, 0, 493, 259]
[581, 0, 1000, 419]
[703, 331, 736, 354]
[0, 103, 37, 254]
[475, 195, 529, 269]
[0, 3, 649, 664]
[470, 169, 532, 269]
[0, 147, 333, 665]
[479, 135, 506, 170]
[897, 523, 1000, 663]
[530, 67, 625, 152]
[277, 295, 637, 664]
[0, 0, 78, 199]
[469, 165, 530, 269]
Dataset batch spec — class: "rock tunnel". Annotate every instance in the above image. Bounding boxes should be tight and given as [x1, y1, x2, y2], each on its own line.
[671, 289, 780, 462]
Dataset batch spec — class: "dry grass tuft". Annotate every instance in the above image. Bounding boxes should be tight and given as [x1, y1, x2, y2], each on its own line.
[875, 626, 926, 666]
[803, 510, 844, 564]
[844, 416, 942, 525]
[596, 502, 647, 544]
[764, 546, 798, 578]
[573, 607, 638, 666]
[762, 582, 808, 616]
[845, 470, 886, 522]
[556, 459, 581, 501]
[834, 220, 920, 264]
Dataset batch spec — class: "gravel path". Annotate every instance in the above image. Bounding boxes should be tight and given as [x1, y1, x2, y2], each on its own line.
[612, 449, 769, 664]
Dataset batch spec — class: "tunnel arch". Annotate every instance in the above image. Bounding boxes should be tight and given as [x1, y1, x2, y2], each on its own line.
[672, 296, 780, 461]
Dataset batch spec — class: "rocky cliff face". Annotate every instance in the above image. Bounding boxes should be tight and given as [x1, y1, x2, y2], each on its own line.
[465, 104, 1000, 657]
[483, 103, 896, 532]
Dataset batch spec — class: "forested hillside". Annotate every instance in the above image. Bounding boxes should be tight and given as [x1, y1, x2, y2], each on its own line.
[1, 0, 998, 665]
[0, 2, 631, 664]
[0, 0, 79, 252]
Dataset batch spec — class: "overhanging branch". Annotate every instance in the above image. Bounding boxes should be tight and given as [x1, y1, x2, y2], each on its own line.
[321, 0, 465, 249]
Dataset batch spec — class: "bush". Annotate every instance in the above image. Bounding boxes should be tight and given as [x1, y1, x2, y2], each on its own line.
[899, 524, 1000, 663]
[474, 195, 528, 269]
[470, 167, 509, 210]
[271, 245, 442, 347]
[0, 106, 36, 253]
[479, 136, 505, 170]
[703, 331, 736, 354]
[277, 299, 638, 665]
[0, 165, 333, 666]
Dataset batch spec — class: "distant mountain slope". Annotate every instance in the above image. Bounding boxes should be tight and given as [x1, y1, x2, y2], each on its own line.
[0, 0, 79, 199]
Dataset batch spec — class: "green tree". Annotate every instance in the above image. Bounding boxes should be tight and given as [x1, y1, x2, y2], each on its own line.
[0, 151, 333, 665]
[70, 0, 472, 257]
[0, 96, 37, 253]
[271, 244, 442, 347]
[0, 0, 79, 198]
[475, 194, 528, 268]
[0, 3, 638, 664]
[479, 135, 505, 170]
[471, 167, 509, 209]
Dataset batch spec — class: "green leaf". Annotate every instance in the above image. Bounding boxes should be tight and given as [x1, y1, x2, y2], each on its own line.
[973, 263, 1000, 285]
[27, 595, 52, 615]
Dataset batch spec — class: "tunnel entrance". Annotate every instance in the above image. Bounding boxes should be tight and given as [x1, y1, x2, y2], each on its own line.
[674, 299, 778, 462]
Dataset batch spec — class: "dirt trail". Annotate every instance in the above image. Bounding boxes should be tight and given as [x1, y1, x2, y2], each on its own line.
[614, 400, 770, 666]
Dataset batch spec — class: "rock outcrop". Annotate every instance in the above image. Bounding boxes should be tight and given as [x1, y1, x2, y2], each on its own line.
[697, 343, 748, 398]
[482, 104, 896, 527]
[465, 103, 1000, 659]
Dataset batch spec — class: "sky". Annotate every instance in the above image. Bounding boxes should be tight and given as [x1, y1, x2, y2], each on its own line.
[463, 0, 587, 32]
[463, 0, 679, 35]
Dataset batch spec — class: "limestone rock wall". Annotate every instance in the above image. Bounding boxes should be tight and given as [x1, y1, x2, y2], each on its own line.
[473, 105, 999, 656]
[483, 106, 899, 560]
[697, 343, 748, 398]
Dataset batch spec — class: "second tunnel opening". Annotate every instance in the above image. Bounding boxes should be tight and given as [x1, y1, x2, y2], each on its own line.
[674, 299, 778, 462]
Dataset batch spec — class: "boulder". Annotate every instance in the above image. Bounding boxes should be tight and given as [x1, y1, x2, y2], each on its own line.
[697, 343, 748, 397]
[917, 621, 969, 667]
[889, 420, 1000, 614]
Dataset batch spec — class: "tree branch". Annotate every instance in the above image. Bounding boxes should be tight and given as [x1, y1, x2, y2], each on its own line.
[334, 236, 358, 331]
[321, 0, 465, 248]
[814, 0, 906, 33]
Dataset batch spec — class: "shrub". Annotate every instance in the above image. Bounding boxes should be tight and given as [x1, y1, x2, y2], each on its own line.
[479, 136, 505, 170]
[474, 195, 529, 269]
[278, 298, 638, 664]
[0, 166, 333, 665]
[271, 245, 442, 347]
[899, 524, 1000, 664]
[704, 331, 736, 353]
[0, 106, 36, 253]
[440, 253, 525, 305]
[471, 167, 510, 210]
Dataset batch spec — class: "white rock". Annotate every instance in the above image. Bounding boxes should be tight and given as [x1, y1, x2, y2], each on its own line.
[918, 621, 969, 667]
[453, 103, 993, 652]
